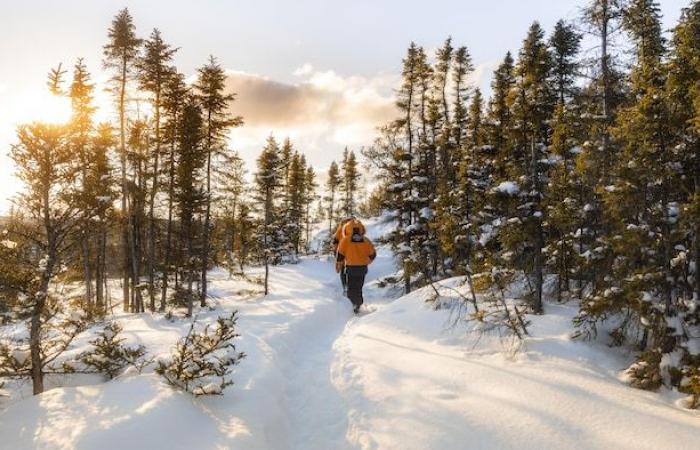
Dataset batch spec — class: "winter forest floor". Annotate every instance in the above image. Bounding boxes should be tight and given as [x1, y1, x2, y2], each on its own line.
[1, 238, 699, 448]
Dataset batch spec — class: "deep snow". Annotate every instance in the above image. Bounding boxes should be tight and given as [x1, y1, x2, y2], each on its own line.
[1, 225, 698, 449]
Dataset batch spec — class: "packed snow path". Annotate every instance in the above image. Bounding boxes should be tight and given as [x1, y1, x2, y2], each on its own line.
[1, 246, 699, 449]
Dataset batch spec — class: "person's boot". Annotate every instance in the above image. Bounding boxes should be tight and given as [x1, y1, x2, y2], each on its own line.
[353, 304, 360, 314]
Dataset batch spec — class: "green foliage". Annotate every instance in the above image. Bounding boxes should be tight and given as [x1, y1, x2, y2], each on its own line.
[156, 311, 245, 396]
[78, 322, 149, 379]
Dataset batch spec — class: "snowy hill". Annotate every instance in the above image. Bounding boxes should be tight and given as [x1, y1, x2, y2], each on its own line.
[1, 244, 698, 449]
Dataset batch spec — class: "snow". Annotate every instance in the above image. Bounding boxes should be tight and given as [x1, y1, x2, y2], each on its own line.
[1, 240, 698, 449]
[494, 181, 520, 195]
[419, 207, 434, 220]
[1, 239, 17, 249]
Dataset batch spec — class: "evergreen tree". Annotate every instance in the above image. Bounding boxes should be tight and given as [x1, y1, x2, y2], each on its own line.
[89, 124, 117, 314]
[667, 1, 700, 316]
[287, 152, 306, 255]
[549, 20, 582, 104]
[340, 148, 361, 216]
[160, 71, 188, 310]
[577, 0, 681, 389]
[254, 136, 283, 295]
[103, 8, 142, 313]
[175, 97, 206, 317]
[137, 28, 178, 311]
[68, 58, 98, 313]
[194, 56, 243, 307]
[10, 120, 81, 394]
[303, 165, 319, 251]
[325, 161, 341, 233]
[217, 150, 247, 273]
[492, 22, 554, 314]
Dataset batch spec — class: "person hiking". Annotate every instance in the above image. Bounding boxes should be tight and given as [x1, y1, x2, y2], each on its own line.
[336, 219, 376, 314]
[332, 216, 354, 293]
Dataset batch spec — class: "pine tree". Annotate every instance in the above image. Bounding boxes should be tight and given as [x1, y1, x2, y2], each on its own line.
[68, 58, 98, 313]
[543, 20, 584, 301]
[486, 52, 515, 173]
[577, 0, 680, 389]
[325, 161, 341, 233]
[340, 148, 361, 216]
[103, 8, 142, 313]
[175, 97, 206, 317]
[194, 56, 243, 307]
[89, 124, 117, 315]
[550, 20, 582, 104]
[392, 42, 424, 294]
[287, 152, 306, 255]
[137, 28, 178, 311]
[494, 22, 554, 314]
[666, 0, 700, 312]
[125, 119, 150, 313]
[11, 120, 82, 394]
[581, 0, 624, 182]
[254, 136, 283, 295]
[303, 165, 318, 251]
[160, 71, 188, 310]
[217, 150, 247, 274]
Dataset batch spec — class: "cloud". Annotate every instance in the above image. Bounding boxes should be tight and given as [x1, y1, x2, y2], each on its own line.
[223, 66, 399, 170]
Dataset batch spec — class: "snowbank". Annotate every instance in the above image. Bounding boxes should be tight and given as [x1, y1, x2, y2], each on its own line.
[331, 280, 700, 450]
[1, 254, 698, 450]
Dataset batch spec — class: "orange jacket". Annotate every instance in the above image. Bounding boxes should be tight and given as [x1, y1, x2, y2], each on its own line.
[332, 223, 346, 247]
[337, 234, 376, 267]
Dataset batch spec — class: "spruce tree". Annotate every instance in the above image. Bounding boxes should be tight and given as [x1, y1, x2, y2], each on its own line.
[503, 22, 553, 313]
[325, 161, 341, 233]
[194, 56, 243, 307]
[667, 1, 700, 311]
[11, 120, 81, 394]
[340, 148, 361, 216]
[68, 58, 97, 313]
[137, 28, 178, 311]
[578, 0, 679, 389]
[254, 136, 283, 295]
[103, 8, 142, 313]
[160, 71, 188, 310]
[175, 97, 206, 317]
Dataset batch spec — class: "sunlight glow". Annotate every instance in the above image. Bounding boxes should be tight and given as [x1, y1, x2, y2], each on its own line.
[28, 91, 73, 125]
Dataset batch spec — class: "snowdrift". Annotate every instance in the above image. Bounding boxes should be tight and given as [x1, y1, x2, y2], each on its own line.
[1, 253, 698, 450]
[332, 279, 700, 450]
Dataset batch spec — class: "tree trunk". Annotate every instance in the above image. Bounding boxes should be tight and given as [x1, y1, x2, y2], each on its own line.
[200, 111, 213, 307]
[119, 57, 131, 313]
[147, 90, 161, 312]
[531, 138, 544, 314]
[161, 129, 177, 311]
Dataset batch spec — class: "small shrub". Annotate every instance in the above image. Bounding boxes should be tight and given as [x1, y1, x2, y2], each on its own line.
[77, 322, 149, 379]
[156, 311, 245, 395]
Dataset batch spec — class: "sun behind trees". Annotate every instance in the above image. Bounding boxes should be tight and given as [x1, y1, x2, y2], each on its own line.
[0, 8, 320, 395]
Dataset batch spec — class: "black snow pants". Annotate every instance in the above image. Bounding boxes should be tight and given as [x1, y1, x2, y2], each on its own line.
[345, 265, 368, 308]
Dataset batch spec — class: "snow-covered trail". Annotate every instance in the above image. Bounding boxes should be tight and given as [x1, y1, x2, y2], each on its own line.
[0, 252, 397, 450]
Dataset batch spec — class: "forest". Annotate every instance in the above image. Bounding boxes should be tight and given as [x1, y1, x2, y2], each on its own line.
[0, 0, 699, 448]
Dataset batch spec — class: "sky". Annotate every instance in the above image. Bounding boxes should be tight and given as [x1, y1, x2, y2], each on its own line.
[0, 0, 690, 212]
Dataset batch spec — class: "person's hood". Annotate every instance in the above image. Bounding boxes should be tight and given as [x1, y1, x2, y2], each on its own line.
[343, 219, 366, 237]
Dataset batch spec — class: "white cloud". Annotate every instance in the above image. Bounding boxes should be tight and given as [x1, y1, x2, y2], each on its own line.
[293, 63, 314, 77]
[224, 67, 399, 171]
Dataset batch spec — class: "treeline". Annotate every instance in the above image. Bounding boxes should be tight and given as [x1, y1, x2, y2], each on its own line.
[366, 0, 700, 402]
[0, 8, 321, 394]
